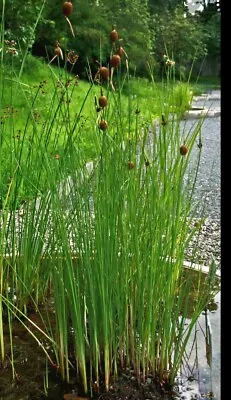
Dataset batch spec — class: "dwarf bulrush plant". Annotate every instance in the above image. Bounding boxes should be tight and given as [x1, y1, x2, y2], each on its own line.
[0, 4, 220, 398]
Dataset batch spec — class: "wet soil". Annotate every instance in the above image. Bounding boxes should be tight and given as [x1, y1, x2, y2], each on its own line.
[0, 361, 181, 400]
[48, 368, 176, 400]
[0, 271, 220, 400]
[0, 321, 175, 400]
[0, 357, 174, 400]
[0, 295, 220, 400]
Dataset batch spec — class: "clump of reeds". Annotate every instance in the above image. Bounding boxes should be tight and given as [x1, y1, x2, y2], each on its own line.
[0, 7, 220, 397]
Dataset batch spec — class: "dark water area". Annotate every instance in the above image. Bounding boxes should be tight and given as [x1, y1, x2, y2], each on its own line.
[178, 291, 221, 400]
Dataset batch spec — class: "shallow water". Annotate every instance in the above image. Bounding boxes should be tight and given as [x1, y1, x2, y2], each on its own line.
[178, 291, 221, 400]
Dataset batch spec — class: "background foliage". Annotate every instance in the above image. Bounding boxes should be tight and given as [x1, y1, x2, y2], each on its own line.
[0, 0, 220, 78]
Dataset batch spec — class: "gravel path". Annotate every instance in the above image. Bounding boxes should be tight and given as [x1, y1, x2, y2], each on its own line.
[182, 116, 220, 220]
[184, 217, 220, 268]
[182, 90, 221, 269]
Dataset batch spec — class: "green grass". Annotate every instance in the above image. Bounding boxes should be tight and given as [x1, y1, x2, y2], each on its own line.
[1, 54, 99, 153]
[1, 53, 217, 208]
[1, 54, 218, 151]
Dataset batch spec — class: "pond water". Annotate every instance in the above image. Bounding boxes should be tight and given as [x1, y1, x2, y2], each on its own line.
[198, 292, 221, 399]
[177, 291, 221, 400]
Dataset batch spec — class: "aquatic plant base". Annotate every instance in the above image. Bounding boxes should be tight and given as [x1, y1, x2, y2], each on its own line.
[0, 291, 220, 400]
[0, 259, 220, 400]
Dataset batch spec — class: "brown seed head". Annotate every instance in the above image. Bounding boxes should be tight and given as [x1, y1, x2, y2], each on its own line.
[99, 120, 108, 131]
[110, 54, 121, 68]
[54, 46, 63, 59]
[99, 66, 110, 80]
[128, 160, 135, 169]
[99, 95, 108, 108]
[110, 29, 118, 42]
[66, 50, 79, 64]
[180, 144, 188, 156]
[116, 46, 125, 58]
[62, 1, 73, 17]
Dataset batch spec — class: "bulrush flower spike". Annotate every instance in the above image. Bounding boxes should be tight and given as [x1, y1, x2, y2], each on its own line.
[62, 2, 75, 37]
[180, 144, 188, 156]
[49, 41, 64, 64]
[110, 26, 118, 44]
[99, 66, 110, 80]
[116, 40, 128, 59]
[99, 119, 108, 131]
[116, 45, 127, 59]
[128, 160, 135, 169]
[66, 50, 79, 65]
[109, 54, 121, 91]
[94, 65, 110, 83]
[110, 54, 121, 68]
[98, 89, 108, 108]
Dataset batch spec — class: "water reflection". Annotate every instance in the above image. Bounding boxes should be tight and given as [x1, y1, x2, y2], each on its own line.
[180, 292, 220, 400]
